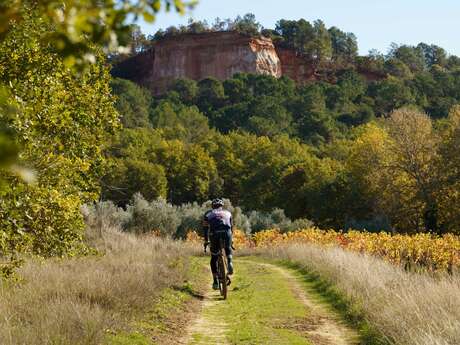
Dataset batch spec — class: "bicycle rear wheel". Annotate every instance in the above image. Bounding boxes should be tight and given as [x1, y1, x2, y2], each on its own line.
[217, 254, 227, 299]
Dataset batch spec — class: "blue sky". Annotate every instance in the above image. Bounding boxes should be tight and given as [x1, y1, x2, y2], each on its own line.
[139, 0, 459, 56]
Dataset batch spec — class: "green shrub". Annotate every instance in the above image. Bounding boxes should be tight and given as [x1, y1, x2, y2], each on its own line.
[125, 194, 181, 235]
[248, 209, 313, 233]
[87, 195, 312, 238]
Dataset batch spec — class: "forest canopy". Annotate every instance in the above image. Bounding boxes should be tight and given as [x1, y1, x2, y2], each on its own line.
[106, 73, 460, 236]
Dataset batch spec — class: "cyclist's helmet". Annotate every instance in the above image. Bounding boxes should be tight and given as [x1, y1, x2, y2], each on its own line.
[211, 198, 224, 209]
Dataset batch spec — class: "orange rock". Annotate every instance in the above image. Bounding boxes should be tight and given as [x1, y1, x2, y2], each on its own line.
[114, 32, 281, 95]
[275, 46, 316, 84]
[112, 31, 385, 94]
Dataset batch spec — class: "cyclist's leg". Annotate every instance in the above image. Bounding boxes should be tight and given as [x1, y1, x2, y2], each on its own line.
[224, 229, 234, 275]
[209, 233, 219, 289]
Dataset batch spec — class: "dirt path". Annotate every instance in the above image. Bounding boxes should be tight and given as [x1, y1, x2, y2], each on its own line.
[258, 262, 359, 345]
[180, 287, 230, 345]
[180, 258, 359, 345]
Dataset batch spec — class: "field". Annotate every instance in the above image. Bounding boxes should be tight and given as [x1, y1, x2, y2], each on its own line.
[254, 228, 460, 272]
[188, 228, 460, 272]
[258, 243, 460, 345]
[0, 222, 459, 344]
[0, 223, 199, 345]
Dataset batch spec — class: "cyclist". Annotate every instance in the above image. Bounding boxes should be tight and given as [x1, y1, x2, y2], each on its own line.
[203, 198, 234, 290]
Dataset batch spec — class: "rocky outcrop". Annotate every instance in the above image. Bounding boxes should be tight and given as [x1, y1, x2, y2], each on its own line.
[275, 47, 316, 84]
[112, 31, 385, 95]
[114, 31, 281, 95]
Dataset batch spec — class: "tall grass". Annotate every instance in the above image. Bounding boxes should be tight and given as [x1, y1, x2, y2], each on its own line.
[260, 244, 460, 345]
[0, 220, 197, 345]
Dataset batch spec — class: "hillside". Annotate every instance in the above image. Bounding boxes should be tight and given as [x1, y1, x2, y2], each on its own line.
[103, 16, 460, 236]
[112, 16, 460, 123]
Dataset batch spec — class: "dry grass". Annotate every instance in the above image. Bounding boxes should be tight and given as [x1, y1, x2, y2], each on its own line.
[259, 244, 460, 345]
[0, 224, 198, 345]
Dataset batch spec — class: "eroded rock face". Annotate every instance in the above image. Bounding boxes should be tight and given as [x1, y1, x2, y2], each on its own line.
[112, 31, 383, 95]
[138, 32, 281, 94]
[276, 47, 316, 84]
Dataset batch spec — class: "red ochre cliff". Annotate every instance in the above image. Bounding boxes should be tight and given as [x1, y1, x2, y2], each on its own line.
[275, 46, 316, 83]
[114, 31, 283, 94]
[112, 31, 381, 94]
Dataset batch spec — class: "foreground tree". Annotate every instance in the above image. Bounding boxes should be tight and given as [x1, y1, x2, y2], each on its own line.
[0, 0, 193, 182]
[0, 0, 192, 275]
[0, 13, 118, 259]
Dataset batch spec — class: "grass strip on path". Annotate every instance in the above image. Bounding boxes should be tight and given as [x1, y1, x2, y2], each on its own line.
[189, 257, 314, 345]
[108, 254, 370, 345]
[271, 259, 385, 345]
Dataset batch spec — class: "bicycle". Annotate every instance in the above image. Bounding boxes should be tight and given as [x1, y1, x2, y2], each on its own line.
[205, 237, 230, 300]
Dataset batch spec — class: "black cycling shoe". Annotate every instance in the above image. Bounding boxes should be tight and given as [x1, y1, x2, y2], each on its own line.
[226, 276, 231, 286]
[212, 280, 219, 290]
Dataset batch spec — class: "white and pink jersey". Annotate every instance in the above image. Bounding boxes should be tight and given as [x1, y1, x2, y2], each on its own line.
[204, 208, 233, 233]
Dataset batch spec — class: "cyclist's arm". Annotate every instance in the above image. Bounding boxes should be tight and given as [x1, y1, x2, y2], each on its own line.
[230, 214, 234, 234]
[202, 215, 210, 243]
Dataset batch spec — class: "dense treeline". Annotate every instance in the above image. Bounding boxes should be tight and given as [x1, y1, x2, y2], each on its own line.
[106, 73, 460, 235]
[158, 59, 460, 143]
[111, 67, 460, 144]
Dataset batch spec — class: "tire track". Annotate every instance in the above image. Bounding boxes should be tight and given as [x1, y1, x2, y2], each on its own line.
[257, 262, 360, 345]
[180, 259, 359, 345]
[180, 286, 229, 345]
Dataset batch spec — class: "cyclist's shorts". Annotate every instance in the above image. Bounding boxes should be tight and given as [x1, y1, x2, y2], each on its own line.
[210, 230, 232, 256]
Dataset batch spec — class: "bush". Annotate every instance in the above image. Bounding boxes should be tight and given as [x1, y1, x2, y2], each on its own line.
[124, 194, 181, 236]
[248, 208, 313, 233]
[287, 218, 314, 231]
[175, 202, 208, 239]
[121, 196, 253, 237]
[81, 201, 130, 231]
[86, 194, 313, 238]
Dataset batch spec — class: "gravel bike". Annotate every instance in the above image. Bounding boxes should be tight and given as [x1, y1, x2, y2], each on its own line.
[205, 236, 231, 300]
